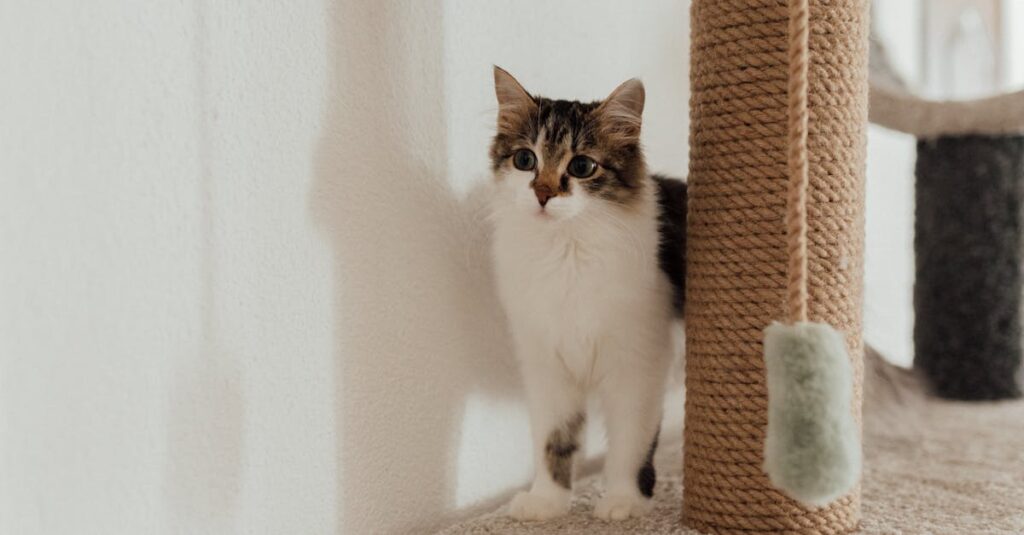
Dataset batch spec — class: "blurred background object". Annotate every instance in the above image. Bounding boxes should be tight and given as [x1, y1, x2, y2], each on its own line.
[865, 0, 1024, 367]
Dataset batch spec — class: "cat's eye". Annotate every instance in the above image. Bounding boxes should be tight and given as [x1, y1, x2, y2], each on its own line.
[512, 149, 537, 171]
[567, 155, 598, 178]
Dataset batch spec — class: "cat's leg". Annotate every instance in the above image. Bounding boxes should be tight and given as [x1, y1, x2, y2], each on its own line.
[593, 342, 668, 520]
[508, 359, 585, 521]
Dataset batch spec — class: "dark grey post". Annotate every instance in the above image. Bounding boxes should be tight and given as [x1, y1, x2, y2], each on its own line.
[915, 135, 1024, 400]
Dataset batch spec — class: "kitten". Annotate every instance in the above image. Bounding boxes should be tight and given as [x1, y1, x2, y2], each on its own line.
[488, 67, 686, 521]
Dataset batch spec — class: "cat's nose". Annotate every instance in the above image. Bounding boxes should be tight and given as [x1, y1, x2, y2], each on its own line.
[534, 186, 554, 207]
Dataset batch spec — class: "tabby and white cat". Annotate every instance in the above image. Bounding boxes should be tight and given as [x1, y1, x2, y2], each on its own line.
[488, 67, 686, 521]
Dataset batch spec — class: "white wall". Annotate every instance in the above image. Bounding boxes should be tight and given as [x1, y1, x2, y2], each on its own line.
[0, 1, 689, 534]
[863, 2, 923, 367]
[1008, 2, 1024, 90]
[1, 2, 336, 534]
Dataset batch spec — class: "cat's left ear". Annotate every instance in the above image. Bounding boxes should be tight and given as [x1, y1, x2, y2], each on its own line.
[597, 78, 645, 141]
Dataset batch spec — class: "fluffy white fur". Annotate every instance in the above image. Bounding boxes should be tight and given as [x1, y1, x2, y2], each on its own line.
[763, 322, 861, 506]
[490, 142, 675, 521]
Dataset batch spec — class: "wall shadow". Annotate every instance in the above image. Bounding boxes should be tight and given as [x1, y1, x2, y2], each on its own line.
[162, 2, 244, 532]
[311, 2, 519, 533]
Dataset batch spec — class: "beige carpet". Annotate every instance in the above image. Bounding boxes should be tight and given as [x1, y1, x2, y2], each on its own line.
[438, 358, 1024, 534]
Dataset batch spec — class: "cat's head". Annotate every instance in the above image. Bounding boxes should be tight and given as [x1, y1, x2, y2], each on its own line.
[488, 67, 647, 222]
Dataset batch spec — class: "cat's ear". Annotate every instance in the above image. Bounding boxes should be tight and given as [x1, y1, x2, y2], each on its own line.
[493, 66, 536, 131]
[597, 78, 645, 141]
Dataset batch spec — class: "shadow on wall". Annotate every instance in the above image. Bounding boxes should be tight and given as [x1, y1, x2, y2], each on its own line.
[163, 3, 244, 532]
[311, 2, 519, 533]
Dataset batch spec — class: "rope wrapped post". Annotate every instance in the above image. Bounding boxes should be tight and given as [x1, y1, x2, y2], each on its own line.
[760, 0, 860, 508]
[684, 0, 868, 532]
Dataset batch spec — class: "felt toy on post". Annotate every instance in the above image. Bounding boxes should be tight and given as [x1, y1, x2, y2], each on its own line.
[762, 0, 862, 507]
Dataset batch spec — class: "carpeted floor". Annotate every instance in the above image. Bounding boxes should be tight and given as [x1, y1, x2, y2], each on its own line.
[438, 358, 1024, 534]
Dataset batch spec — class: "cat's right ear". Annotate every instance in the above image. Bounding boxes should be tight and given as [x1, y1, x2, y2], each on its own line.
[493, 66, 535, 131]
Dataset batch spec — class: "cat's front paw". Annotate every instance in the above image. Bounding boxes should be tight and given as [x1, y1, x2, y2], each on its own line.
[593, 493, 651, 521]
[507, 490, 570, 521]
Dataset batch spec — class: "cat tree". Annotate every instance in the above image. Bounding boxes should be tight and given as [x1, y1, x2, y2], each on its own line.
[869, 46, 1024, 401]
[684, 0, 867, 532]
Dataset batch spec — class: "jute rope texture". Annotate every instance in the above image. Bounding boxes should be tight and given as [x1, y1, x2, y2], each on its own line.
[786, 0, 810, 324]
[683, 0, 867, 533]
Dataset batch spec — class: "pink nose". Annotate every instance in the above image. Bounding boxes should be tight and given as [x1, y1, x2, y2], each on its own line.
[534, 186, 554, 207]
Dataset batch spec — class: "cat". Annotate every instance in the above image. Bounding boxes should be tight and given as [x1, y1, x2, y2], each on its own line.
[488, 66, 686, 521]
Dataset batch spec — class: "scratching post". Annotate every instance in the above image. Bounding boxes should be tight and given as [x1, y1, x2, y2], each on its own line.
[914, 136, 1024, 400]
[685, 0, 868, 532]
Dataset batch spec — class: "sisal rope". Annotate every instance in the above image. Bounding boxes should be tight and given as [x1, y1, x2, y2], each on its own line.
[786, 0, 809, 324]
[683, 0, 868, 533]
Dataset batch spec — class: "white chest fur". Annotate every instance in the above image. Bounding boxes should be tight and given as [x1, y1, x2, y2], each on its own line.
[491, 190, 672, 383]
